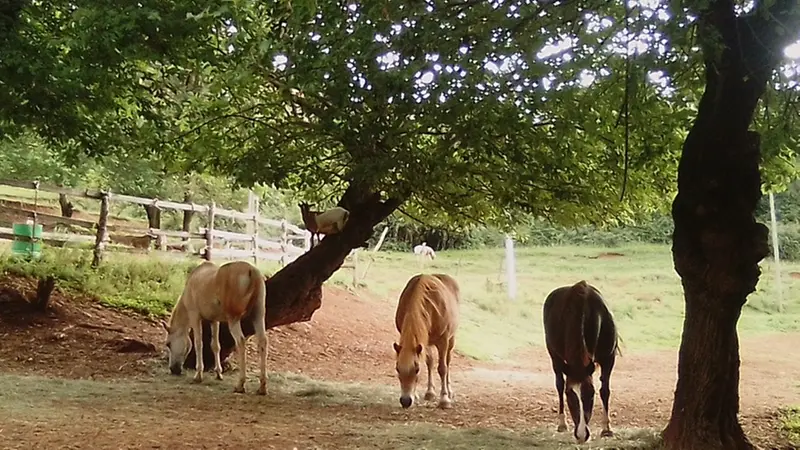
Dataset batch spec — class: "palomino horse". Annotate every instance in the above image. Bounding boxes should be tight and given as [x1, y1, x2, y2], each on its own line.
[162, 260, 268, 395]
[543, 280, 620, 443]
[393, 273, 460, 409]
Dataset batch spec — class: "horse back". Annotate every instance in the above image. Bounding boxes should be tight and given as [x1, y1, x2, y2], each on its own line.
[395, 274, 459, 344]
[395, 273, 459, 344]
[433, 273, 460, 304]
[215, 261, 265, 320]
[543, 281, 618, 367]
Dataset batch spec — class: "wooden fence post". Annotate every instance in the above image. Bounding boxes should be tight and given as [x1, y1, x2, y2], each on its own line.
[205, 201, 216, 261]
[92, 192, 110, 267]
[252, 197, 260, 266]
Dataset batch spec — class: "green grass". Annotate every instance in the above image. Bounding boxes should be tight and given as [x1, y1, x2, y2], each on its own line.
[0, 185, 62, 203]
[781, 406, 800, 446]
[2, 242, 800, 362]
[345, 245, 800, 361]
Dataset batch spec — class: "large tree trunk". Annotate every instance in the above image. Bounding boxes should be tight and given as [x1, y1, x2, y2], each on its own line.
[662, 3, 793, 449]
[184, 184, 402, 369]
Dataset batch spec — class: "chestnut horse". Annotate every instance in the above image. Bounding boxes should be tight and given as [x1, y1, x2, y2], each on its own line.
[543, 280, 620, 443]
[393, 273, 460, 410]
[162, 260, 268, 395]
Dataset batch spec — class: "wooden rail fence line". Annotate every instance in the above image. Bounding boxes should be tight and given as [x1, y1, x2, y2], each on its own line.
[0, 179, 311, 266]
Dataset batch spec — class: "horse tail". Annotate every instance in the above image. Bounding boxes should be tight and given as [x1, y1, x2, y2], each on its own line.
[244, 264, 267, 314]
[564, 280, 591, 375]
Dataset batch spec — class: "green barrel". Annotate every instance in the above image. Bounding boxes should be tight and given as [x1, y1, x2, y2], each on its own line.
[11, 222, 43, 259]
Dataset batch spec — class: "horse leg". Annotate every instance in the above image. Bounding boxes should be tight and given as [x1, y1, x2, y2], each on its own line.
[445, 336, 455, 400]
[568, 383, 589, 443]
[551, 358, 567, 432]
[191, 317, 204, 383]
[579, 379, 596, 443]
[254, 315, 269, 396]
[229, 320, 248, 394]
[599, 356, 616, 437]
[210, 321, 223, 380]
[424, 345, 436, 401]
[436, 341, 452, 409]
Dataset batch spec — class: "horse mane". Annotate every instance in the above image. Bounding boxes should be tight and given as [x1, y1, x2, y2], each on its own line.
[564, 280, 592, 372]
[168, 261, 218, 331]
[398, 275, 442, 349]
[167, 295, 189, 330]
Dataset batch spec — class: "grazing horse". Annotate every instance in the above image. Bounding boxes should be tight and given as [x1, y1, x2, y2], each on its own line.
[393, 273, 460, 410]
[543, 280, 620, 443]
[161, 260, 269, 395]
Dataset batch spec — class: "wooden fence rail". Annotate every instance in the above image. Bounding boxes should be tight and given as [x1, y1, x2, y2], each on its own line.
[0, 179, 312, 266]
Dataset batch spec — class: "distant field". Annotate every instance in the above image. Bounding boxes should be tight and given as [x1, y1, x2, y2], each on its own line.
[2, 242, 798, 363]
[343, 245, 800, 361]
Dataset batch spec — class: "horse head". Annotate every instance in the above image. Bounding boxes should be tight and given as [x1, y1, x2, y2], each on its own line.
[393, 342, 423, 408]
[565, 371, 596, 443]
[161, 319, 191, 376]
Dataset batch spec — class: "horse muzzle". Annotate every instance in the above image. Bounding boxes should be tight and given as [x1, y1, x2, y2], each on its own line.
[399, 396, 413, 409]
[169, 365, 183, 376]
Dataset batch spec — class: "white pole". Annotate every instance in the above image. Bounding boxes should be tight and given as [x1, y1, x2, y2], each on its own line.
[246, 190, 256, 252]
[769, 192, 784, 312]
[505, 234, 517, 301]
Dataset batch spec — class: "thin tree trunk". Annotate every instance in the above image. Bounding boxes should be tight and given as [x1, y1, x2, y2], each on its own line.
[58, 193, 74, 218]
[182, 193, 193, 241]
[662, 2, 793, 448]
[144, 205, 161, 229]
[184, 186, 402, 369]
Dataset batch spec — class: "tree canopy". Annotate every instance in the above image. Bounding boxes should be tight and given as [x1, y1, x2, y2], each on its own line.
[3, 1, 800, 447]
[10, 0, 798, 231]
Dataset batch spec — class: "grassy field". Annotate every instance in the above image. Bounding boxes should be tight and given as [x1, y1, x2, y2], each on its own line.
[2, 242, 800, 363]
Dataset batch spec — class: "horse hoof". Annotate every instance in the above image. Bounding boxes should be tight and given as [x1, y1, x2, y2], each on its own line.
[192, 377, 203, 384]
[438, 399, 452, 410]
[601, 430, 614, 438]
[424, 392, 436, 401]
[234, 386, 246, 394]
[256, 386, 267, 396]
[215, 373, 223, 381]
[557, 425, 567, 432]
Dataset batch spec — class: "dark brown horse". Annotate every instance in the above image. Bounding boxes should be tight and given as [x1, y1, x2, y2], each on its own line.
[543, 280, 620, 443]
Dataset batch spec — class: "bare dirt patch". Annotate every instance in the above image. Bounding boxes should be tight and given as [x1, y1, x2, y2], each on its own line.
[589, 251, 626, 259]
[0, 273, 797, 448]
[0, 275, 162, 379]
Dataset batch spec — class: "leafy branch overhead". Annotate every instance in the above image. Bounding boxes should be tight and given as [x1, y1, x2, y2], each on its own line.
[2, 0, 799, 229]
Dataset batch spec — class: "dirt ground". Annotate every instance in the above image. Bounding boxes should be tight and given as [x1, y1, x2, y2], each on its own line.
[0, 273, 797, 449]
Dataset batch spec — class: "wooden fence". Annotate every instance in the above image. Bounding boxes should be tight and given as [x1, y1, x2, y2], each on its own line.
[0, 179, 311, 267]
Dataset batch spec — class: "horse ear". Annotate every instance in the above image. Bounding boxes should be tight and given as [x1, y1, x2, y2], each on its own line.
[415, 344, 423, 355]
[393, 343, 401, 354]
[160, 320, 169, 332]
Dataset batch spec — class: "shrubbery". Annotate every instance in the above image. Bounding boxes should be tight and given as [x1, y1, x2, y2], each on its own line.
[376, 211, 800, 262]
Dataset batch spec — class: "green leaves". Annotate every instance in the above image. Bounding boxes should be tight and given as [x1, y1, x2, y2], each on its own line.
[3, 0, 799, 232]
